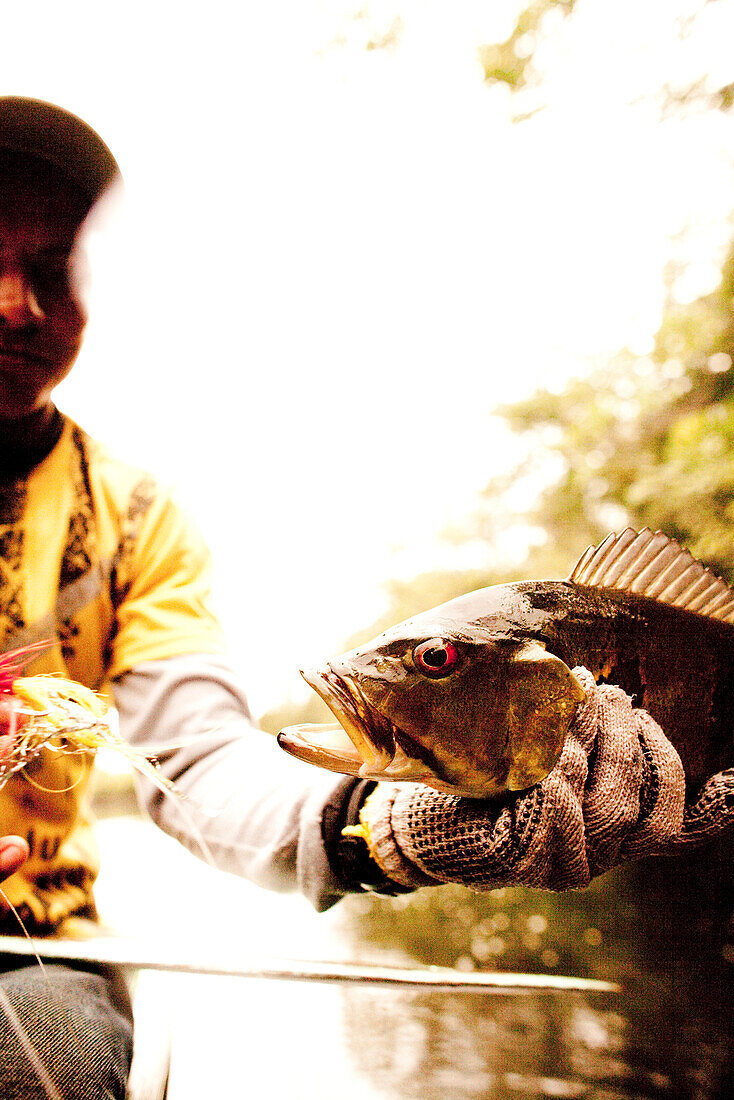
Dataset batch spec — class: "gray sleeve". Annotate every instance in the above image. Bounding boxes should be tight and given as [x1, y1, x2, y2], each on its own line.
[111, 654, 351, 912]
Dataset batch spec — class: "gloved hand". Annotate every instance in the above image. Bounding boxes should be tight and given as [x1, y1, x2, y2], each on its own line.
[356, 668, 734, 891]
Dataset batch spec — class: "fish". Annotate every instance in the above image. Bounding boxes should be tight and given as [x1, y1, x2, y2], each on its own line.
[277, 529, 734, 798]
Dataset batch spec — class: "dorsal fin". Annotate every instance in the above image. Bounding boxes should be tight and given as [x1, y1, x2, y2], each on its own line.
[568, 528, 734, 624]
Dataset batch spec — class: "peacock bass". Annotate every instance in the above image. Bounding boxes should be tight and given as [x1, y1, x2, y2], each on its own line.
[278, 529, 734, 798]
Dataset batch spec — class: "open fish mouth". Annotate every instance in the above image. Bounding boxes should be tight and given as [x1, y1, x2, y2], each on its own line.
[277, 668, 435, 784]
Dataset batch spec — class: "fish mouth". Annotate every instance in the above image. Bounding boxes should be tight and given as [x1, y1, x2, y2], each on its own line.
[277, 667, 435, 784]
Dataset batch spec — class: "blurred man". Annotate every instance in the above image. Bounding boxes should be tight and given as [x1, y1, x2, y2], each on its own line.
[0, 96, 373, 1097]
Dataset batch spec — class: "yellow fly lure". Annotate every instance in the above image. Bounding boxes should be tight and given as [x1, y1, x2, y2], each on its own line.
[0, 641, 179, 800]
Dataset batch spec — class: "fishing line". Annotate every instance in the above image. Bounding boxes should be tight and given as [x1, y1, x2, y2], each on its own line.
[20, 760, 88, 795]
[0, 986, 62, 1100]
[151, 776, 217, 869]
[0, 649, 218, 1095]
[0, 885, 66, 1100]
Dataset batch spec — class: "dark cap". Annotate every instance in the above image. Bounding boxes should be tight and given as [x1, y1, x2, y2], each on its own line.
[0, 96, 121, 201]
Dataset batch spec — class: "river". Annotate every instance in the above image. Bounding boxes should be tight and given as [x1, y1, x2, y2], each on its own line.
[94, 817, 733, 1099]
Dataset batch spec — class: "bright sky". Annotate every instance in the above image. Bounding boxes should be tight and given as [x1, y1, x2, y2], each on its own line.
[3, 0, 734, 714]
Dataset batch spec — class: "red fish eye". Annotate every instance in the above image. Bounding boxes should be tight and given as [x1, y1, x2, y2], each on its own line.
[413, 639, 459, 678]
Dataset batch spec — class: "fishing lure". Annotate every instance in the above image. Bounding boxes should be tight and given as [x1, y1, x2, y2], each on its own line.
[0, 640, 213, 1099]
[0, 640, 180, 802]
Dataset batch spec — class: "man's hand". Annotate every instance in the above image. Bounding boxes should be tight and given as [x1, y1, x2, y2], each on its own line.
[0, 698, 29, 881]
[0, 836, 28, 881]
[358, 668, 734, 892]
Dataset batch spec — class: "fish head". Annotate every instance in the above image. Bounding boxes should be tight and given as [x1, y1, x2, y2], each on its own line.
[278, 588, 586, 798]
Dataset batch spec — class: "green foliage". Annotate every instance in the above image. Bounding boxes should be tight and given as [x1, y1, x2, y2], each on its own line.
[341, 872, 641, 983]
[482, 0, 734, 122]
[487, 242, 734, 581]
[339, 847, 731, 983]
[345, 567, 501, 645]
[479, 0, 577, 93]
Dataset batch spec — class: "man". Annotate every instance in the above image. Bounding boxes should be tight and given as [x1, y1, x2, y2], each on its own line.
[0, 97, 731, 1098]
[0, 97, 368, 1098]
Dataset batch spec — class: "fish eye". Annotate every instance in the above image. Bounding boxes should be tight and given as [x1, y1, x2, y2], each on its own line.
[413, 638, 459, 678]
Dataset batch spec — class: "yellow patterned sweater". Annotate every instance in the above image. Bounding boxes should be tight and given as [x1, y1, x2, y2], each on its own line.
[0, 415, 224, 932]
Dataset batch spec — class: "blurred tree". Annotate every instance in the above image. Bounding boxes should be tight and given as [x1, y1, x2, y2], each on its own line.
[482, 0, 734, 122]
[479, 0, 577, 96]
[483, 241, 734, 582]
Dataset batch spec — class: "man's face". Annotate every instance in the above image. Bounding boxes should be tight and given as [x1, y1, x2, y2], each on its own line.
[0, 160, 89, 420]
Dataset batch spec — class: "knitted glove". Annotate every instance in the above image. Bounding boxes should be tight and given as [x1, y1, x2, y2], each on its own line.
[359, 668, 734, 891]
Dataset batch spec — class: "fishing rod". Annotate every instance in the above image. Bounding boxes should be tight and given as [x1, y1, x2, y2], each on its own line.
[0, 935, 619, 994]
